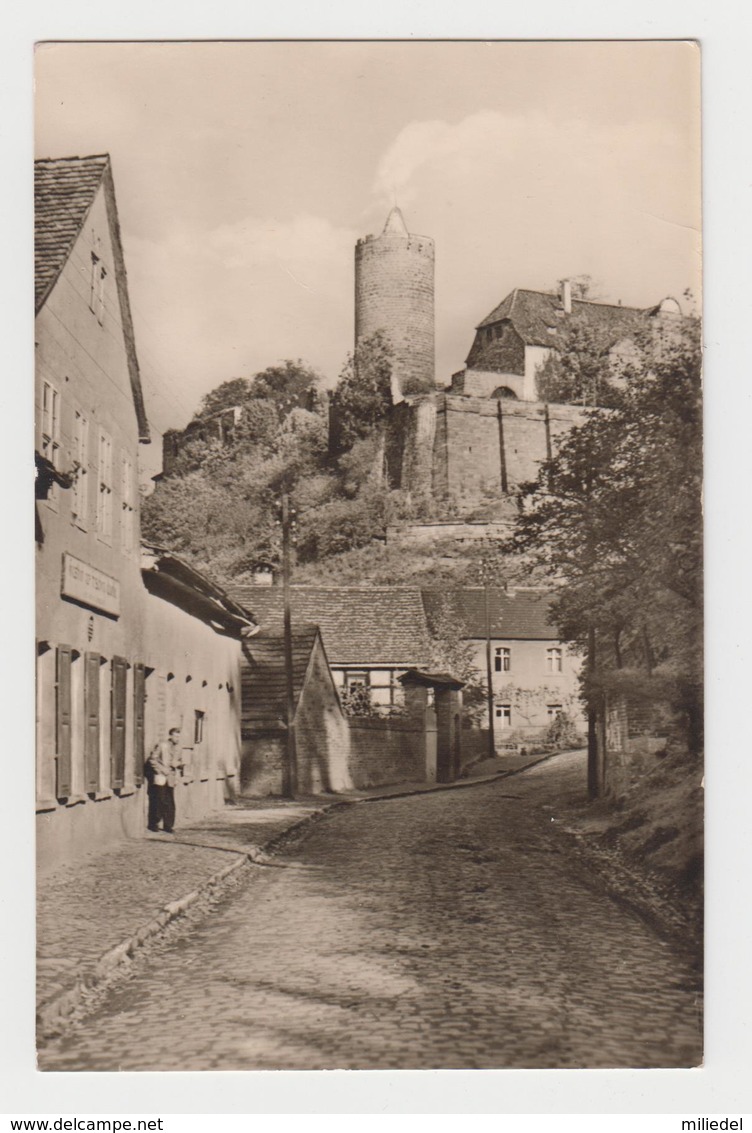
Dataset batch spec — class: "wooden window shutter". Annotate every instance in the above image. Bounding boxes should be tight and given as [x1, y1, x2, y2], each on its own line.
[84, 652, 101, 792]
[110, 656, 128, 789]
[133, 663, 146, 786]
[55, 645, 73, 798]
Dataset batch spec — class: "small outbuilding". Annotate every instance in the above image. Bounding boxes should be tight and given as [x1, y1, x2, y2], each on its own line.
[239, 625, 352, 796]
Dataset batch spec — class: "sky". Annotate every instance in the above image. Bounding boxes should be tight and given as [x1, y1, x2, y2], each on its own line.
[35, 41, 701, 440]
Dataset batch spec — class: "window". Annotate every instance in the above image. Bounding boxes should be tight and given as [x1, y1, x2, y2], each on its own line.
[369, 669, 395, 708]
[344, 671, 368, 691]
[84, 652, 101, 793]
[71, 411, 89, 528]
[55, 645, 73, 798]
[121, 453, 136, 553]
[96, 266, 107, 325]
[110, 657, 128, 790]
[133, 663, 146, 787]
[194, 710, 205, 745]
[547, 704, 564, 722]
[89, 253, 107, 324]
[495, 703, 512, 727]
[546, 647, 563, 673]
[96, 431, 113, 540]
[89, 252, 99, 310]
[343, 669, 403, 709]
[494, 647, 511, 672]
[41, 381, 61, 503]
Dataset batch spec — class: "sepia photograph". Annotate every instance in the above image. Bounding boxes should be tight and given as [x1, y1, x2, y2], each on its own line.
[33, 39, 702, 1073]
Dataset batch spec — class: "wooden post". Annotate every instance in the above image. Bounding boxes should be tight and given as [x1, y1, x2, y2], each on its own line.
[544, 402, 553, 462]
[484, 585, 496, 760]
[281, 493, 298, 799]
[586, 624, 605, 799]
[496, 399, 508, 494]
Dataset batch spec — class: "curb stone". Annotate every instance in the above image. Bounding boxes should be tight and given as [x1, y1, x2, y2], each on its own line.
[36, 752, 563, 1042]
[36, 855, 249, 1041]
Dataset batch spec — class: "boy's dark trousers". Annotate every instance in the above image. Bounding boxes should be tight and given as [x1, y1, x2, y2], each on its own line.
[148, 784, 176, 832]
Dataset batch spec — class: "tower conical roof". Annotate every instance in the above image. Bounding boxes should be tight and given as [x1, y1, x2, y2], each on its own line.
[382, 206, 409, 237]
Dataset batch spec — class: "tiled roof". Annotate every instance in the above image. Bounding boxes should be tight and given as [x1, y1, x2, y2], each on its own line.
[228, 585, 431, 667]
[476, 288, 649, 349]
[35, 155, 111, 314]
[422, 588, 560, 641]
[35, 155, 150, 442]
[240, 625, 319, 728]
[141, 542, 256, 631]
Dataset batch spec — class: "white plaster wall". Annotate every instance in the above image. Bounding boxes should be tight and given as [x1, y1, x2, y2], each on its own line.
[524, 345, 552, 400]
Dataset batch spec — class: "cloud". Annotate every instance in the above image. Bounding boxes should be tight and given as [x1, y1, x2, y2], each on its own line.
[372, 110, 690, 223]
[207, 214, 356, 279]
[122, 108, 699, 434]
[373, 112, 529, 206]
[369, 111, 699, 378]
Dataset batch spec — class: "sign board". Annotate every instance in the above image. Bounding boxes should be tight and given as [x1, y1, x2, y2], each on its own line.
[61, 553, 120, 617]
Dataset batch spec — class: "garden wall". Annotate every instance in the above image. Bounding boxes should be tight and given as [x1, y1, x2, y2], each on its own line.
[347, 716, 426, 789]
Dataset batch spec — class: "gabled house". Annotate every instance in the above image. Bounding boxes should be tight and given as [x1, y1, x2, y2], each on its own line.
[35, 155, 154, 864]
[451, 283, 683, 402]
[240, 625, 351, 795]
[422, 588, 586, 742]
[229, 585, 432, 714]
[35, 154, 252, 867]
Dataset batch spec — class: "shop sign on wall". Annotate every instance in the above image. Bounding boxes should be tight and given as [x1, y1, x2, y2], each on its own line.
[61, 553, 121, 617]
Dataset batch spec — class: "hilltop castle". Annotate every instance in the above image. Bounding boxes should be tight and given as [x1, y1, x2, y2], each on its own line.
[356, 207, 683, 509]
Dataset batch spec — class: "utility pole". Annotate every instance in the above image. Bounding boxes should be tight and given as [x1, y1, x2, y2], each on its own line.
[281, 492, 298, 799]
[586, 623, 604, 800]
[484, 584, 496, 760]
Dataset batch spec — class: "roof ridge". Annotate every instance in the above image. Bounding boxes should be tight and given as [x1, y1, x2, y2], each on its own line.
[286, 584, 424, 592]
[35, 153, 111, 165]
[571, 295, 644, 313]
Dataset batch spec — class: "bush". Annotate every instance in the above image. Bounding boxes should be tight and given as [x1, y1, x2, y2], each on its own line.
[296, 489, 386, 561]
[339, 684, 373, 717]
[545, 710, 584, 750]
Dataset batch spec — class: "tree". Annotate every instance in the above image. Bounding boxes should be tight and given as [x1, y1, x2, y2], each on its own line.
[425, 594, 487, 722]
[556, 274, 598, 300]
[329, 331, 393, 453]
[496, 683, 578, 731]
[144, 362, 331, 582]
[535, 321, 626, 407]
[193, 361, 322, 424]
[505, 317, 702, 793]
[246, 360, 322, 418]
[195, 377, 251, 419]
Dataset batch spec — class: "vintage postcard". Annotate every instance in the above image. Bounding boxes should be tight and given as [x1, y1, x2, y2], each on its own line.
[34, 40, 702, 1073]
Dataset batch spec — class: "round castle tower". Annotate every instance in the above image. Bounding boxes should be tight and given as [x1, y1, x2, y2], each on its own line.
[355, 207, 435, 401]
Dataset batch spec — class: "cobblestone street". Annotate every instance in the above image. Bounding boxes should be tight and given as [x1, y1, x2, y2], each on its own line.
[39, 754, 702, 1071]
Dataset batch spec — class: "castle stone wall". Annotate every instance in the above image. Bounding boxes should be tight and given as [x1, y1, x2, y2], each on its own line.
[453, 369, 526, 400]
[355, 231, 435, 399]
[386, 394, 589, 504]
[436, 395, 589, 499]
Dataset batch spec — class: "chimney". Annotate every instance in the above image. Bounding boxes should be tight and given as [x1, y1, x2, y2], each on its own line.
[560, 279, 572, 314]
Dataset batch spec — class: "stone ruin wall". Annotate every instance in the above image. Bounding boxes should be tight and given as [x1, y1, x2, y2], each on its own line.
[386, 394, 590, 505]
